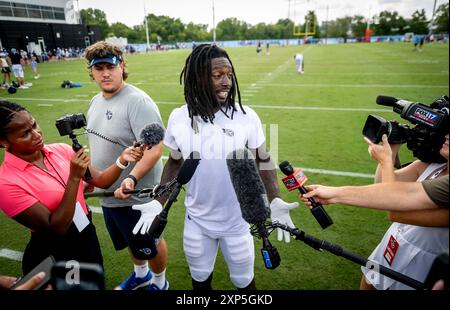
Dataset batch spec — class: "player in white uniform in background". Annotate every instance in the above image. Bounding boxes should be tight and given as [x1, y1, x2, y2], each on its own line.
[294, 53, 304, 74]
[132, 44, 299, 290]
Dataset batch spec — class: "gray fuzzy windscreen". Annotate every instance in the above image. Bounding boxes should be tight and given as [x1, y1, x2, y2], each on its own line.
[140, 123, 165, 147]
[226, 148, 270, 224]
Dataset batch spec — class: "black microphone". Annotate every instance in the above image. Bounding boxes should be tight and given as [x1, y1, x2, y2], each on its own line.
[279, 161, 333, 229]
[376, 95, 415, 115]
[134, 123, 165, 149]
[148, 151, 201, 238]
[84, 187, 154, 198]
[226, 148, 280, 270]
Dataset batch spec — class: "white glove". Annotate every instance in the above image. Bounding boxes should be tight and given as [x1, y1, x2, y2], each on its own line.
[270, 197, 299, 243]
[132, 200, 163, 235]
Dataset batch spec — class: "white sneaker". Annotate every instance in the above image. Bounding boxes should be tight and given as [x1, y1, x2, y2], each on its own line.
[34, 75, 40, 79]
[19, 85, 29, 89]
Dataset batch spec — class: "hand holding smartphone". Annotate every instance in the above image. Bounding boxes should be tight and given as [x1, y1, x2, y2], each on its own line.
[11, 256, 55, 290]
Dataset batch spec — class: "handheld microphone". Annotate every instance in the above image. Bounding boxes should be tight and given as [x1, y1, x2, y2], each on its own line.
[148, 151, 201, 238]
[226, 148, 280, 270]
[134, 123, 165, 149]
[279, 161, 333, 229]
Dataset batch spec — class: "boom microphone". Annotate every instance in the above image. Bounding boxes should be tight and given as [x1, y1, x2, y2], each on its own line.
[148, 151, 201, 238]
[226, 149, 280, 269]
[376, 95, 402, 107]
[135, 123, 165, 149]
[279, 161, 333, 229]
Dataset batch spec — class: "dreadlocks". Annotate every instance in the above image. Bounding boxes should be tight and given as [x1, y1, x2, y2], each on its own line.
[180, 44, 244, 129]
[0, 100, 26, 144]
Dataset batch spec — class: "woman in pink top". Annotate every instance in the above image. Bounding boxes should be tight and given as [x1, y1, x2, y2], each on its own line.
[0, 100, 143, 275]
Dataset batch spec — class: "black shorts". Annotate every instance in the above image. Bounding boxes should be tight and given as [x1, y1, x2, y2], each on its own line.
[22, 221, 103, 274]
[1, 67, 11, 73]
[102, 206, 158, 260]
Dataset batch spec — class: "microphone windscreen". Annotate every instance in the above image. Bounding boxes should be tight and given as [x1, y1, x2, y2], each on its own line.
[176, 151, 201, 185]
[139, 123, 165, 147]
[226, 148, 270, 225]
[279, 160, 295, 176]
[376, 95, 398, 107]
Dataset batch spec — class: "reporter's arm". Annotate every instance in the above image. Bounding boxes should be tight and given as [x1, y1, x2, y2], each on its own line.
[335, 182, 439, 210]
[389, 208, 449, 227]
[115, 143, 163, 199]
[128, 142, 163, 181]
[88, 146, 143, 189]
[12, 149, 89, 235]
[302, 181, 443, 211]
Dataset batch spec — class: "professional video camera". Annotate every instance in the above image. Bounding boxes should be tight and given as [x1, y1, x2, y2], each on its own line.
[55, 113, 92, 180]
[362, 95, 449, 163]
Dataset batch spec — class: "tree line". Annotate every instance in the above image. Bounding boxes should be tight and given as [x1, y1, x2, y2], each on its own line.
[80, 3, 449, 43]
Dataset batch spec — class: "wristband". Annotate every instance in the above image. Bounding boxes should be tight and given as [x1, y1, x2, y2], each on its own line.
[126, 174, 138, 186]
[116, 157, 129, 170]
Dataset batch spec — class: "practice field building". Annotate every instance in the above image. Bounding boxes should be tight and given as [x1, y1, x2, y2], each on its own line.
[0, 0, 101, 52]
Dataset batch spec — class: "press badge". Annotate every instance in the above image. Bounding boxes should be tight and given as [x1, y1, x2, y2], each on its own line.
[73, 201, 89, 232]
[383, 235, 399, 266]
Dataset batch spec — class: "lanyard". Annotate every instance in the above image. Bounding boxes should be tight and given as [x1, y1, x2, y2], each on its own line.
[32, 152, 67, 189]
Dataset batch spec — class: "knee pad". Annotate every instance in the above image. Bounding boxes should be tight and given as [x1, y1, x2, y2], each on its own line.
[183, 233, 215, 282]
[221, 235, 254, 288]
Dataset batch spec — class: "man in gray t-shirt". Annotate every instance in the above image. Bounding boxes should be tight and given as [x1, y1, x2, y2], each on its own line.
[85, 41, 168, 290]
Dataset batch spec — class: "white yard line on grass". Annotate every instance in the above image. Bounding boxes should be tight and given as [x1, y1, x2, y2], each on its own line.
[251, 83, 448, 88]
[158, 155, 373, 179]
[0, 248, 23, 262]
[10, 97, 391, 112]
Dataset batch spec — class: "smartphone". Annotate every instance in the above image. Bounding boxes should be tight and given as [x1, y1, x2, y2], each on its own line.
[51, 261, 104, 290]
[11, 255, 55, 290]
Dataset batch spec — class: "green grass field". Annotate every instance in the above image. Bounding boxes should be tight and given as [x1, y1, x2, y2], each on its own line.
[0, 42, 448, 290]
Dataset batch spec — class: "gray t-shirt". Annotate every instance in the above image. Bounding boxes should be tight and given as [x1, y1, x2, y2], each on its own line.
[422, 175, 449, 208]
[87, 84, 164, 207]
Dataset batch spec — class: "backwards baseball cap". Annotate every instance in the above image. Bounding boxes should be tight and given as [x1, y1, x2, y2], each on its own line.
[88, 53, 122, 68]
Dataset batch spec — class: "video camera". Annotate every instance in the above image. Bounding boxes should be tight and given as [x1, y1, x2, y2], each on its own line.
[55, 113, 86, 137]
[55, 113, 92, 180]
[362, 95, 449, 163]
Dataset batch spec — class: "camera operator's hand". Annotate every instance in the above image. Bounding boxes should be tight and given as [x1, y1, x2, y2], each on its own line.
[70, 148, 90, 181]
[270, 197, 299, 243]
[364, 134, 393, 165]
[132, 200, 163, 235]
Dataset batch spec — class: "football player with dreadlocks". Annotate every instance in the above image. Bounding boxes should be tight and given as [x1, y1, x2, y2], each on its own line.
[132, 44, 299, 290]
